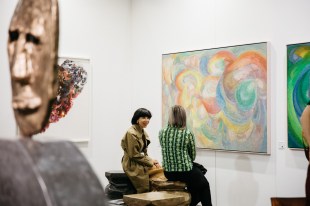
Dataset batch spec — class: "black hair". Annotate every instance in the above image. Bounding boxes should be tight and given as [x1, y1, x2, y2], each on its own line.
[131, 108, 152, 125]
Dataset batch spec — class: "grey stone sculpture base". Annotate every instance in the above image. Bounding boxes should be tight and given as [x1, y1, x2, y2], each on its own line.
[105, 170, 136, 200]
[0, 138, 107, 206]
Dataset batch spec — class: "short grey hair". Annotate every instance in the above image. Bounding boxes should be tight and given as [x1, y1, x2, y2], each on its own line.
[168, 105, 187, 128]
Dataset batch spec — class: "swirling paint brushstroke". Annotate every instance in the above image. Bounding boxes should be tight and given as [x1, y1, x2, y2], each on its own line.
[162, 43, 268, 153]
[287, 43, 310, 148]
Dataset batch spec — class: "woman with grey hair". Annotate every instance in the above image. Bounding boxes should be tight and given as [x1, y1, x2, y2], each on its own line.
[159, 105, 212, 206]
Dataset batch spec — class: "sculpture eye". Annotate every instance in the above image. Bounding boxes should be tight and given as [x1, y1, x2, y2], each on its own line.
[26, 33, 40, 45]
[9, 30, 19, 42]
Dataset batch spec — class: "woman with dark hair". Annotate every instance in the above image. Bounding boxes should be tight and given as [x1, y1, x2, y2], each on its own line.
[301, 101, 310, 205]
[159, 105, 212, 206]
[121, 108, 159, 193]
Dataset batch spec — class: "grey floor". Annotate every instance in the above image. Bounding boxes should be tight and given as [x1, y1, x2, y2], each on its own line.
[107, 199, 125, 206]
[107, 199, 202, 206]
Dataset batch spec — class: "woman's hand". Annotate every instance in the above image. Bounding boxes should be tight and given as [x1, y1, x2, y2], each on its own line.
[153, 159, 160, 168]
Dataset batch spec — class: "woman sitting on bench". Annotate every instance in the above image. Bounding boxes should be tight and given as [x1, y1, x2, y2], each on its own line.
[121, 108, 159, 193]
[159, 105, 212, 206]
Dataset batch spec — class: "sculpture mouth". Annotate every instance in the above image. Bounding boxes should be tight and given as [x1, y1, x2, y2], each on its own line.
[15, 107, 39, 115]
[12, 91, 42, 114]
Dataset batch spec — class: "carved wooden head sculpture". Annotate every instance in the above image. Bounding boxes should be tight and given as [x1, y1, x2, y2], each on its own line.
[8, 0, 59, 137]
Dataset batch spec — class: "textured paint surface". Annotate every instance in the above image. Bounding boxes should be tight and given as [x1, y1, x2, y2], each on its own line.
[162, 42, 268, 153]
[287, 43, 310, 148]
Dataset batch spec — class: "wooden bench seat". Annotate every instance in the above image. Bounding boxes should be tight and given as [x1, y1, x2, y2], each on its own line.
[270, 197, 306, 206]
[123, 191, 190, 206]
[105, 170, 190, 205]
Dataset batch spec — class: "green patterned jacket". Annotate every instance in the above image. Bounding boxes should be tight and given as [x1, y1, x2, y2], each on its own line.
[159, 126, 196, 172]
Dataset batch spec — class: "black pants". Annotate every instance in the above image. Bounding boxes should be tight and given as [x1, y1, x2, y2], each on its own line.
[164, 165, 212, 206]
[306, 165, 310, 206]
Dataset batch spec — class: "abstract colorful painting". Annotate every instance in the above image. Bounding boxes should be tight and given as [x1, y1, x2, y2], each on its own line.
[162, 42, 269, 153]
[287, 42, 310, 149]
[34, 57, 91, 144]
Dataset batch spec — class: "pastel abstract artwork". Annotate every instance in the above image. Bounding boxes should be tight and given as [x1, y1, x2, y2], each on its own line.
[287, 42, 310, 148]
[162, 42, 269, 153]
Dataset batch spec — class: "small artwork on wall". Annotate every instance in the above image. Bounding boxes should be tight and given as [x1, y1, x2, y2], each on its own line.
[287, 42, 310, 149]
[162, 42, 269, 154]
[31, 56, 92, 143]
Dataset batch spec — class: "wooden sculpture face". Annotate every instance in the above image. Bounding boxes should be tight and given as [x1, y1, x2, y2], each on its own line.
[7, 0, 59, 137]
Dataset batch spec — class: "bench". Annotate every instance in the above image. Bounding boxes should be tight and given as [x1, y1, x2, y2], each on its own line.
[105, 170, 190, 206]
[105, 170, 136, 200]
[270, 197, 306, 206]
[123, 191, 190, 206]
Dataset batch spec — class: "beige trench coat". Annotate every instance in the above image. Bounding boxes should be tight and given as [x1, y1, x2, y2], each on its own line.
[121, 125, 153, 193]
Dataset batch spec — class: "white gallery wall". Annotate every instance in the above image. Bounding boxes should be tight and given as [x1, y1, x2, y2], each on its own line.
[1, 0, 310, 206]
[130, 1, 310, 206]
[0, 0, 134, 195]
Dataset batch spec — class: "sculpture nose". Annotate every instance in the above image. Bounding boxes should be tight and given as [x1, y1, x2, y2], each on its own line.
[9, 32, 33, 84]
[11, 52, 32, 84]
